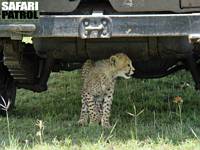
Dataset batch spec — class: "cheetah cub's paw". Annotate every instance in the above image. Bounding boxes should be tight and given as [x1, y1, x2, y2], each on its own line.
[101, 121, 112, 129]
[78, 119, 88, 126]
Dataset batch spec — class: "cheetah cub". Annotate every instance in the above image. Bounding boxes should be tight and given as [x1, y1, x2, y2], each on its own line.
[78, 53, 135, 128]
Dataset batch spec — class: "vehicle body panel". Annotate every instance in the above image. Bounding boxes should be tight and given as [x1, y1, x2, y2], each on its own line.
[109, 0, 200, 12]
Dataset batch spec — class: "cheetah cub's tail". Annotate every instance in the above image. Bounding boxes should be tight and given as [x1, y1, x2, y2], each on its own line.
[81, 59, 94, 79]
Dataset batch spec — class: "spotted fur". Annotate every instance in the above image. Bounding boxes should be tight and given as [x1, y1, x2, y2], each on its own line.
[78, 53, 135, 128]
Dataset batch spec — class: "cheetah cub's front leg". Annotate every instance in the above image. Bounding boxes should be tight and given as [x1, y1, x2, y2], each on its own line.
[78, 94, 89, 126]
[101, 88, 114, 128]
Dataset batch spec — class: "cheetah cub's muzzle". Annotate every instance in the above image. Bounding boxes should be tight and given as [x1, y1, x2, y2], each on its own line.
[124, 64, 135, 79]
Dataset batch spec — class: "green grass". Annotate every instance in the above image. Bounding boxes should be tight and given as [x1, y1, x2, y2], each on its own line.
[1, 70, 200, 149]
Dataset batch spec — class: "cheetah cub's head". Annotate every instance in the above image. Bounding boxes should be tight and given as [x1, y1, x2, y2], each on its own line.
[110, 53, 135, 79]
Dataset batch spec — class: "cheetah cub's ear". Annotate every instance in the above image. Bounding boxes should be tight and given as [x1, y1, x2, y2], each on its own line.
[110, 55, 118, 66]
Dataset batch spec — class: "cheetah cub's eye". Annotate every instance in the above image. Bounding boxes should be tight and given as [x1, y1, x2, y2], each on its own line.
[128, 64, 130, 67]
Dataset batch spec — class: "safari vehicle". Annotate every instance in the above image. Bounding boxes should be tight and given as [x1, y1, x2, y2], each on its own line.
[0, 0, 200, 114]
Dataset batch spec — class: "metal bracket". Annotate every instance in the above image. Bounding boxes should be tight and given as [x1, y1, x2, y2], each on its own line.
[79, 12, 112, 39]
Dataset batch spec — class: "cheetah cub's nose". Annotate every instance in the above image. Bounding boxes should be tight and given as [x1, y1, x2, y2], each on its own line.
[132, 67, 135, 72]
[130, 64, 135, 75]
[130, 68, 135, 75]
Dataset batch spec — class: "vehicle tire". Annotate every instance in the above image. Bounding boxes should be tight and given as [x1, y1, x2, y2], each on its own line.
[0, 55, 16, 116]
